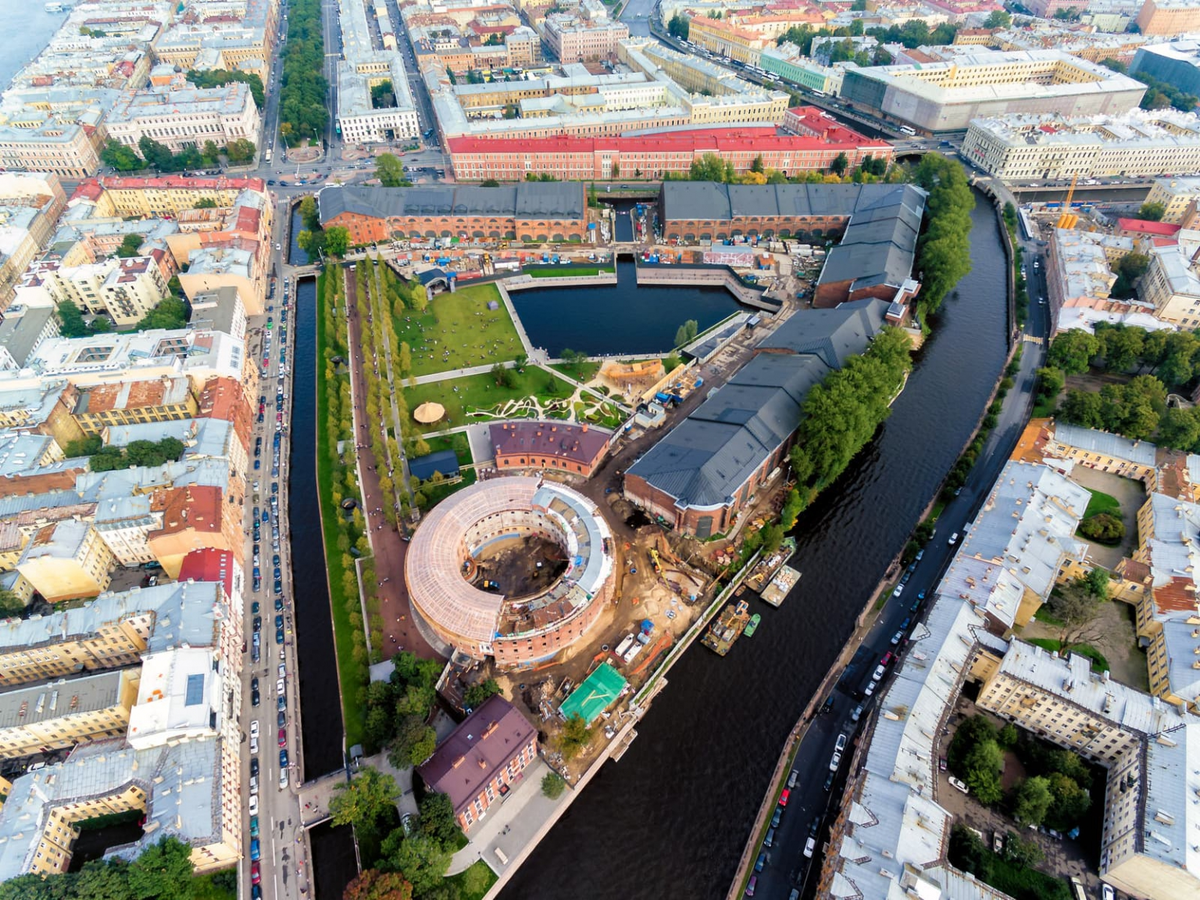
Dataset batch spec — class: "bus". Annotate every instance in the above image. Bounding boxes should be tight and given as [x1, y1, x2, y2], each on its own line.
[898, 125, 916, 136]
[1069, 877, 1087, 900]
[1018, 207, 1035, 242]
[264, 148, 272, 163]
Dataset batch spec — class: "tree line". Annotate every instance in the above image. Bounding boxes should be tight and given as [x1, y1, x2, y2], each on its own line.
[185, 69, 265, 108]
[1044, 325, 1200, 448]
[279, 0, 330, 143]
[64, 435, 186, 471]
[101, 135, 255, 172]
[910, 154, 975, 319]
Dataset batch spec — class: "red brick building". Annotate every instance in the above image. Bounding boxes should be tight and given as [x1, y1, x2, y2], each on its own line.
[417, 695, 538, 831]
[490, 421, 611, 477]
[448, 120, 891, 182]
[317, 183, 587, 245]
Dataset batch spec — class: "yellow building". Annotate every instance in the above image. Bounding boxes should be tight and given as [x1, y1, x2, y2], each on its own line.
[1145, 176, 1200, 225]
[687, 16, 771, 66]
[0, 669, 139, 760]
[15, 520, 115, 604]
[71, 376, 198, 436]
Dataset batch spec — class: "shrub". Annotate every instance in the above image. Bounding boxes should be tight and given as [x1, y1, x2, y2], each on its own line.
[1078, 513, 1125, 544]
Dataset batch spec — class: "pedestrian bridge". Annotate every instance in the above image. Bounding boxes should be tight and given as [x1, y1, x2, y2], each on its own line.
[296, 768, 351, 829]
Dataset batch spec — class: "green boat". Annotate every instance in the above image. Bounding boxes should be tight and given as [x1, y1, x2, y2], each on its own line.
[744, 613, 761, 637]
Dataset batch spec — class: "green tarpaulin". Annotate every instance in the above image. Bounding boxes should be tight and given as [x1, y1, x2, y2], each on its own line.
[559, 662, 627, 725]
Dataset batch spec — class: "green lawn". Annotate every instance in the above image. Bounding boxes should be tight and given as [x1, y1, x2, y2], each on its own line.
[526, 265, 613, 278]
[551, 360, 600, 383]
[1084, 488, 1121, 519]
[404, 368, 575, 429]
[444, 860, 497, 900]
[394, 283, 523, 377]
[1027, 637, 1110, 673]
[315, 271, 366, 748]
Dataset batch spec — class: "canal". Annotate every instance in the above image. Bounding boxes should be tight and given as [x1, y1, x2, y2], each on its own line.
[289, 214, 359, 897]
[510, 260, 738, 357]
[498, 189, 1010, 899]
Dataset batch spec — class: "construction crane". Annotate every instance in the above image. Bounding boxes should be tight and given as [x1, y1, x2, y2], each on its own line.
[1056, 174, 1079, 229]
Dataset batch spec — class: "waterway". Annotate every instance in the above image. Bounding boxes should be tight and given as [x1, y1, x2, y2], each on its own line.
[499, 190, 1010, 899]
[290, 270, 359, 898]
[1, 7, 66, 89]
[510, 260, 738, 357]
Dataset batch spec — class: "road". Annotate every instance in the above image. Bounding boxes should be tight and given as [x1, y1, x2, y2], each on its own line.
[752, 226, 1051, 899]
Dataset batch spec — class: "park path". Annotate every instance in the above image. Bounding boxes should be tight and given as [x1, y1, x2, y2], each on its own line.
[343, 265, 437, 661]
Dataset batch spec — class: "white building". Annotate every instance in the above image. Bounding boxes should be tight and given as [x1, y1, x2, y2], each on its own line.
[336, 0, 420, 144]
[106, 82, 261, 156]
[15, 256, 168, 328]
[963, 108, 1200, 181]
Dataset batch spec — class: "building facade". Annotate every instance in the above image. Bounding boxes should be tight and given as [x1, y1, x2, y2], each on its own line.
[105, 83, 261, 157]
[490, 421, 611, 476]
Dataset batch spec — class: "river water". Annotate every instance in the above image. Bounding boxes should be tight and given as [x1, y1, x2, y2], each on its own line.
[1, 7, 65, 89]
[511, 260, 737, 357]
[498, 191, 1009, 900]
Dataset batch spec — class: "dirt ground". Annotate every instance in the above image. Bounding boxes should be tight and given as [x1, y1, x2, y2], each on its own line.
[1020, 599, 1149, 692]
[1066, 466, 1144, 570]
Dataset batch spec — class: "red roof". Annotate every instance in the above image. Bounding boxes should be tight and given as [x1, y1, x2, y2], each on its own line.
[1117, 218, 1181, 237]
[785, 107, 879, 145]
[448, 125, 890, 156]
[177, 547, 237, 599]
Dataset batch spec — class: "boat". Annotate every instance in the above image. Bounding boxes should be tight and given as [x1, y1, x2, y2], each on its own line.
[700, 599, 752, 656]
[45, 1, 70, 10]
[744, 613, 761, 637]
[761, 565, 802, 608]
[745, 536, 796, 594]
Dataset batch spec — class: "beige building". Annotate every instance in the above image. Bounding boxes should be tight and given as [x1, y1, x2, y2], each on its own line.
[544, 16, 629, 64]
[106, 82, 261, 157]
[0, 669, 139, 761]
[1135, 0, 1200, 34]
[1141, 245, 1200, 328]
[15, 520, 115, 603]
[0, 118, 105, 180]
[1145, 176, 1200, 225]
[16, 256, 169, 329]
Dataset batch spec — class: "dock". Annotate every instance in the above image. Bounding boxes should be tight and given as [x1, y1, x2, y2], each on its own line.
[762, 566, 801, 608]
[744, 537, 796, 594]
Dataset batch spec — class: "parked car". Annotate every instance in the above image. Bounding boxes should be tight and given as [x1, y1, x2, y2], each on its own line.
[745, 875, 757, 897]
[890, 630, 904, 646]
[948, 776, 969, 794]
[778, 789, 790, 807]
[851, 704, 864, 723]
[250, 839, 261, 862]
[803, 836, 816, 858]
[755, 851, 766, 872]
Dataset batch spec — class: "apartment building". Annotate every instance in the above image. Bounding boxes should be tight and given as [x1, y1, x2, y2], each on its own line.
[840, 50, 1147, 132]
[0, 382, 83, 447]
[336, 0, 420, 144]
[73, 175, 270, 219]
[1145, 177, 1200, 225]
[16, 255, 169, 329]
[686, 15, 773, 66]
[962, 109, 1200, 181]
[0, 669, 140, 760]
[106, 82, 261, 156]
[1141, 244, 1200, 327]
[417, 696, 538, 832]
[71, 375, 198, 435]
[760, 44, 852, 95]
[0, 306, 61, 372]
[447, 121, 892, 182]
[992, 27, 1146, 66]
[544, 15, 629, 64]
[1135, 0, 1200, 34]
[0, 118, 106, 180]
[15, 519, 115, 603]
[1043, 228, 1160, 334]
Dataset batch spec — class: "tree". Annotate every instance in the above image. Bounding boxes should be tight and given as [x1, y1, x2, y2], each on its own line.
[398, 341, 413, 376]
[481, 178, 500, 187]
[186, 69, 265, 107]
[387, 715, 437, 768]
[382, 836, 451, 895]
[542, 771, 566, 799]
[674, 319, 698, 347]
[56, 299, 91, 338]
[1159, 406, 1200, 452]
[984, 9, 1012, 27]
[100, 138, 144, 172]
[1048, 329, 1100, 374]
[329, 767, 399, 831]
[558, 712, 593, 760]
[1048, 582, 1104, 647]
[1096, 323, 1144, 372]
[1084, 566, 1111, 600]
[1079, 514, 1125, 545]
[667, 12, 690, 40]
[417, 792, 463, 850]
[325, 226, 350, 256]
[750, 154, 765, 174]
[1046, 771, 1091, 829]
[1111, 252, 1150, 299]
[136, 296, 190, 331]
[195, 198, 217, 209]
[343, 870, 413, 900]
[376, 154, 409, 187]
[116, 233, 144, 258]
[371, 80, 396, 109]
[947, 714, 995, 773]
[1035, 366, 1065, 406]
[961, 739, 1004, 805]
[910, 154, 974, 315]
[830, 152, 849, 177]
[225, 138, 257, 163]
[0, 588, 24, 619]
[462, 678, 501, 709]
[1058, 390, 1105, 428]
[1138, 201, 1166, 221]
[299, 195, 321, 231]
[1012, 775, 1053, 826]
[127, 837, 195, 900]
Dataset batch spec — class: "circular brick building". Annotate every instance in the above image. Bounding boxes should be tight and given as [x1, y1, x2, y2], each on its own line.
[404, 476, 615, 668]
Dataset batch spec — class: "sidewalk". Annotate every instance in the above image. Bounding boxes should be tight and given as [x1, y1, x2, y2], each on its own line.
[446, 757, 563, 876]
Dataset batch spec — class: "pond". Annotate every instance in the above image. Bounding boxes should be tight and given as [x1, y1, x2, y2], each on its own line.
[509, 260, 741, 358]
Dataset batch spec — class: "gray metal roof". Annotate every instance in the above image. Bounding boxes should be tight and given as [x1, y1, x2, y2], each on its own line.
[659, 182, 923, 224]
[628, 302, 890, 509]
[817, 186, 926, 292]
[1054, 422, 1157, 466]
[319, 183, 585, 225]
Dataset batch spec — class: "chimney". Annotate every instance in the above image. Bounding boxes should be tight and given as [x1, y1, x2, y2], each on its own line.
[482, 721, 498, 739]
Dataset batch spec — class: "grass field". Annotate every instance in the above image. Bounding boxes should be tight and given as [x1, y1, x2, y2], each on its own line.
[1083, 488, 1121, 519]
[526, 265, 613, 278]
[444, 861, 497, 900]
[394, 283, 523, 377]
[404, 367, 574, 428]
[551, 360, 600, 383]
[314, 270, 366, 748]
